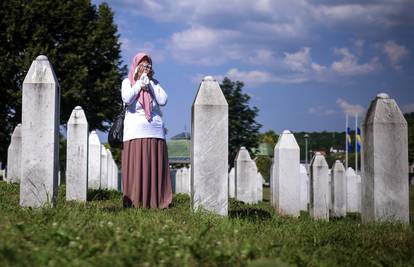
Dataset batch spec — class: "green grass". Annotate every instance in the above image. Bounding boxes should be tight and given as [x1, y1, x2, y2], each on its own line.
[0, 182, 413, 267]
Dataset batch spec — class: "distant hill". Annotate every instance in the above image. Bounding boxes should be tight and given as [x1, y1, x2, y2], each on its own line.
[292, 112, 414, 165]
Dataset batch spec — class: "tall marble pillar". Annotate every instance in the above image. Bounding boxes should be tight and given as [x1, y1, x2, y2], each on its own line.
[66, 106, 88, 201]
[20, 55, 60, 207]
[362, 93, 409, 223]
[191, 76, 228, 215]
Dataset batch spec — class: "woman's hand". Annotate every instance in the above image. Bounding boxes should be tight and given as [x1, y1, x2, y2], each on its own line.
[139, 73, 150, 90]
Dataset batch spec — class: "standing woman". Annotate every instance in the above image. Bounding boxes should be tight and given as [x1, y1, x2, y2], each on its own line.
[121, 52, 172, 208]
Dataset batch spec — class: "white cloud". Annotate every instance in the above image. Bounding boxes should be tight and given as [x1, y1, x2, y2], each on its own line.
[102, 0, 414, 84]
[308, 106, 337, 116]
[331, 48, 381, 76]
[336, 98, 365, 116]
[248, 49, 278, 66]
[283, 47, 311, 72]
[212, 68, 310, 87]
[353, 39, 365, 55]
[311, 2, 414, 28]
[120, 37, 166, 66]
[382, 40, 410, 70]
[168, 25, 242, 66]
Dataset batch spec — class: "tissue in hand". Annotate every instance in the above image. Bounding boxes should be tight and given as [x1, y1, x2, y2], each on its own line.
[140, 73, 150, 85]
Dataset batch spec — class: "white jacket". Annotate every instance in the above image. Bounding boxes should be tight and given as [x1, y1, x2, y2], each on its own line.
[121, 77, 168, 141]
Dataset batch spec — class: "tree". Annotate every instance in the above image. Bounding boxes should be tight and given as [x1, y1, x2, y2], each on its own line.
[0, 0, 126, 164]
[220, 77, 262, 168]
[255, 130, 279, 182]
[255, 156, 272, 182]
[260, 130, 279, 148]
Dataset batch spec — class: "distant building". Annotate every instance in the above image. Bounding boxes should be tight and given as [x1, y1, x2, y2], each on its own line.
[167, 132, 191, 166]
[253, 143, 274, 158]
[329, 147, 344, 154]
[312, 150, 327, 157]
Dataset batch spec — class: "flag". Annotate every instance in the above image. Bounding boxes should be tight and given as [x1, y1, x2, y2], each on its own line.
[356, 127, 361, 153]
[347, 127, 352, 152]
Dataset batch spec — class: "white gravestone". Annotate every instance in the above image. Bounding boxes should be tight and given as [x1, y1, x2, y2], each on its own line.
[331, 160, 347, 217]
[88, 131, 101, 189]
[175, 168, 183, 193]
[235, 147, 257, 204]
[251, 162, 259, 204]
[100, 145, 108, 189]
[269, 162, 274, 206]
[191, 76, 228, 216]
[106, 149, 114, 190]
[272, 130, 300, 217]
[182, 166, 190, 195]
[20, 55, 60, 207]
[299, 164, 309, 211]
[362, 93, 409, 223]
[346, 167, 359, 213]
[356, 174, 362, 212]
[111, 159, 118, 190]
[66, 106, 88, 201]
[228, 167, 235, 198]
[328, 171, 333, 210]
[7, 124, 22, 183]
[256, 171, 263, 202]
[310, 152, 329, 220]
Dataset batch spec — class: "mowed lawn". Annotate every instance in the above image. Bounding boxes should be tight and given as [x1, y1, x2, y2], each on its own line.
[0, 181, 413, 267]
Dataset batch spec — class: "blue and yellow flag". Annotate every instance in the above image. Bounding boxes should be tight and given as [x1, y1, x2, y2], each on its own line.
[356, 127, 361, 153]
[347, 127, 352, 152]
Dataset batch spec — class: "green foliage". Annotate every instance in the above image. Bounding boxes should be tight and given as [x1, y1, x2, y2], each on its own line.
[0, 0, 127, 164]
[220, 78, 261, 168]
[255, 156, 272, 182]
[0, 182, 414, 266]
[259, 130, 279, 148]
[295, 131, 345, 161]
[103, 143, 121, 166]
[255, 131, 278, 181]
[59, 134, 67, 184]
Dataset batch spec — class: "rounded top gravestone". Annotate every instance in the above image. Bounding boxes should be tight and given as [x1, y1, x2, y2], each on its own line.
[376, 93, 390, 99]
[275, 130, 299, 150]
[203, 76, 215, 81]
[36, 55, 48, 61]
[236, 147, 251, 161]
[332, 160, 345, 172]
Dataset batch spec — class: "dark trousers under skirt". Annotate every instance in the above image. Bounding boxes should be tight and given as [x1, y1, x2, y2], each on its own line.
[121, 138, 173, 208]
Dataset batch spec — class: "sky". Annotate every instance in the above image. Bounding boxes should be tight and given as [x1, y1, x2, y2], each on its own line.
[92, 0, 414, 140]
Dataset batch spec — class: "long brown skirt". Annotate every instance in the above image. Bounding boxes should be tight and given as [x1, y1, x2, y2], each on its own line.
[121, 138, 173, 208]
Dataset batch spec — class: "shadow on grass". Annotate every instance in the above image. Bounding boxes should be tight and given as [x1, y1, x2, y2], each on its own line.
[87, 189, 122, 201]
[229, 199, 272, 221]
[169, 193, 191, 208]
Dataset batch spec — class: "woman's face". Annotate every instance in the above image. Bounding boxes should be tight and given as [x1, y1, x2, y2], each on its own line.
[135, 59, 153, 81]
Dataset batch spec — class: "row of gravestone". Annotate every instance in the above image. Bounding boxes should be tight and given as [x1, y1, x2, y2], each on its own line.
[229, 147, 264, 203]
[6, 120, 119, 195]
[4, 55, 119, 207]
[174, 166, 191, 195]
[190, 76, 409, 223]
[175, 156, 265, 204]
[4, 55, 409, 224]
[266, 130, 364, 220]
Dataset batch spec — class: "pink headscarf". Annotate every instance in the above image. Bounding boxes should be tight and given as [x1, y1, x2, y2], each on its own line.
[128, 53, 153, 121]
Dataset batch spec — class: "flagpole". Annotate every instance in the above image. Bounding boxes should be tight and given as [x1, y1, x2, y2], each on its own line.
[355, 114, 358, 174]
[346, 113, 348, 169]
